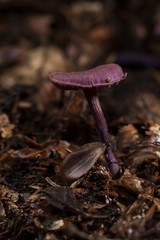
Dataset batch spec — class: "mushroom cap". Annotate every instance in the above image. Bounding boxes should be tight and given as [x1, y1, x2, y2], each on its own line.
[49, 63, 127, 90]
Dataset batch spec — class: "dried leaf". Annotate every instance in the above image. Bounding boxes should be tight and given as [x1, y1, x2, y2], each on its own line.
[10, 147, 44, 159]
[0, 113, 15, 138]
[146, 122, 160, 145]
[135, 93, 160, 124]
[118, 124, 140, 150]
[111, 170, 145, 199]
[34, 216, 64, 230]
[32, 81, 61, 111]
[1, 46, 67, 87]
[126, 145, 160, 169]
[42, 186, 83, 213]
[61, 142, 106, 180]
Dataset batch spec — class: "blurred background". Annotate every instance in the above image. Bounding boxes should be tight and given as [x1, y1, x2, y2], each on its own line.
[0, 0, 160, 123]
[1, 2, 160, 239]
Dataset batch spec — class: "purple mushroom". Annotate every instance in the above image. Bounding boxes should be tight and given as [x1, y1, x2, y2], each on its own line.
[49, 64, 127, 178]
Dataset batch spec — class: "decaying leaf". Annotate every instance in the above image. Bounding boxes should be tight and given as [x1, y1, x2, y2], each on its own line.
[126, 144, 160, 170]
[0, 113, 15, 138]
[9, 137, 55, 160]
[61, 142, 107, 180]
[10, 147, 45, 159]
[145, 121, 160, 145]
[34, 215, 64, 230]
[134, 93, 160, 124]
[1, 46, 67, 87]
[111, 170, 146, 199]
[42, 186, 83, 213]
[32, 81, 61, 111]
[117, 124, 140, 150]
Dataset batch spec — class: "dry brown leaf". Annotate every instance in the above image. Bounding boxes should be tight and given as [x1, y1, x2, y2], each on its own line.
[0, 113, 15, 138]
[1, 46, 67, 88]
[32, 81, 61, 111]
[42, 186, 83, 212]
[111, 170, 146, 199]
[126, 145, 160, 169]
[10, 147, 45, 159]
[34, 216, 64, 230]
[117, 124, 140, 150]
[145, 121, 160, 145]
[135, 93, 160, 124]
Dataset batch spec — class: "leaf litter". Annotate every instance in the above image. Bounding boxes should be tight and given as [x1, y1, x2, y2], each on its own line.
[1, 80, 160, 240]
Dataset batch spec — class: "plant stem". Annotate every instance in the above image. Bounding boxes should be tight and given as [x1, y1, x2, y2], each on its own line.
[83, 88, 120, 177]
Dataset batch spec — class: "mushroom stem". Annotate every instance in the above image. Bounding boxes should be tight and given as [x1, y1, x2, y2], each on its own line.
[83, 88, 120, 178]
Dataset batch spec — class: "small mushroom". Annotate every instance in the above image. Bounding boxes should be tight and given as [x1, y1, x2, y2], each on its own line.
[49, 64, 127, 178]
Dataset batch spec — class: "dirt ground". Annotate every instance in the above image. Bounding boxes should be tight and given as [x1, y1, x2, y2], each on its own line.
[0, 1, 160, 239]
